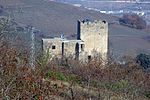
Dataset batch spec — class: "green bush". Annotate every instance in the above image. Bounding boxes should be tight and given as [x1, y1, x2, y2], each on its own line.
[105, 80, 129, 91]
[136, 53, 150, 70]
[46, 70, 66, 81]
[45, 70, 77, 82]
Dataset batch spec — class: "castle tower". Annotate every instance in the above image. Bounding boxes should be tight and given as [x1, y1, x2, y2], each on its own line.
[77, 19, 108, 61]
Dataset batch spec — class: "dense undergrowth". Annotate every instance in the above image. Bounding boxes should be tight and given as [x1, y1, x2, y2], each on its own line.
[1, 43, 150, 99]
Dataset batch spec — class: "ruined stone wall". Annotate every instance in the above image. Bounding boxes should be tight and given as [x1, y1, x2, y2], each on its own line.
[63, 41, 76, 58]
[63, 40, 83, 58]
[42, 38, 62, 58]
[42, 38, 83, 59]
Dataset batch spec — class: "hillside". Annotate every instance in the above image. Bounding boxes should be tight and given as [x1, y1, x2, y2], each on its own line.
[0, 1, 150, 99]
[0, 0, 150, 56]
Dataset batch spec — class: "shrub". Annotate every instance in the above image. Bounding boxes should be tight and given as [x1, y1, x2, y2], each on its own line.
[46, 70, 66, 81]
[136, 53, 150, 70]
[36, 49, 51, 69]
[105, 80, 129, 91]
[45, 70, 77, 82]
[144, 91, 150, 99]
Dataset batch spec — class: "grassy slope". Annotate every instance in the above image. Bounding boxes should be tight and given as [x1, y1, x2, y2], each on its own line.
[0, 0, 150, 56]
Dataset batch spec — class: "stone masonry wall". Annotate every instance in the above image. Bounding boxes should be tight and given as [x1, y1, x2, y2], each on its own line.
[79, 20, 108, 60]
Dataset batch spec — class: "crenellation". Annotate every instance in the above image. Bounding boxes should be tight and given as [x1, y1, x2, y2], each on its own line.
[80, 20, 107, 25]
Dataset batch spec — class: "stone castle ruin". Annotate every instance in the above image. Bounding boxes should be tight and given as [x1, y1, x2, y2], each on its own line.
[42, 19, 108, 61]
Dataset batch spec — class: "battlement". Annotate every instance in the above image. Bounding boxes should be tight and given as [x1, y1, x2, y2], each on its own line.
[79, 19, 107, 25]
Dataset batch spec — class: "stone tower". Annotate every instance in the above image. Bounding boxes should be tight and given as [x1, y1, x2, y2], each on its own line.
[77, 20, 108, 61]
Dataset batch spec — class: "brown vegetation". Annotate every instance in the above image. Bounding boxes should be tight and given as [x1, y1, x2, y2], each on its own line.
[1, 39, 150, 99]
[119, 13, 147, 29]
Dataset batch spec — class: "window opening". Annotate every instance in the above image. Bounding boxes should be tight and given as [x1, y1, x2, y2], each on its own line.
[88, 55, 91, 61]
[52, 45, 56, 49]
[81, 44, 85, 51]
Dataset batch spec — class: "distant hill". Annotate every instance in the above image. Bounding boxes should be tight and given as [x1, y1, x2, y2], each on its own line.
[0, 0, 150, 57]
[0, 0, 118, 35]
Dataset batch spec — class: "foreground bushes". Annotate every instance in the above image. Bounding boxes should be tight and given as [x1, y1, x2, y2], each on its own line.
[1, 44, 150, 99]
[0, 16, 150, 99]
